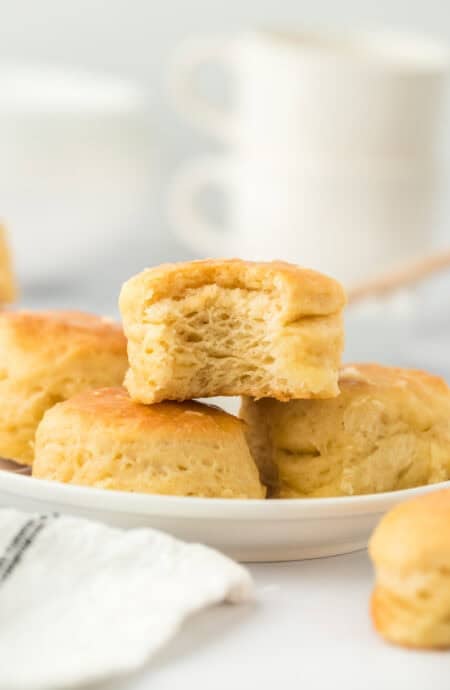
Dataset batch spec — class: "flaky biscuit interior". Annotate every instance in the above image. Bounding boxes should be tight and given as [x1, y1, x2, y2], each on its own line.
[120, 259, 345, 403]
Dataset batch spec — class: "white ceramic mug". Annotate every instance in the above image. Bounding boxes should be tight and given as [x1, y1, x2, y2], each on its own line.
[169, 28, 448, 284]
[168, 153, 439, 285]
[0, 64, 153, 283]
[171, 29, 449, 156]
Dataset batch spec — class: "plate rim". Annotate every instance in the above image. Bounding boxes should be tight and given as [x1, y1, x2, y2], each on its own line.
[0, 471, 448, 521]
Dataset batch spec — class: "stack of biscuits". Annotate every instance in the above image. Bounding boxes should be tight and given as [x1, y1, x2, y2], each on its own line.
[33, 258, 347, 499]
[2, 254, 450, 649]
[26, 258, 450, 503]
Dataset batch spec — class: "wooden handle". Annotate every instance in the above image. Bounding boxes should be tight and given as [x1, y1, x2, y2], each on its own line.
[348, 250, 450, 304]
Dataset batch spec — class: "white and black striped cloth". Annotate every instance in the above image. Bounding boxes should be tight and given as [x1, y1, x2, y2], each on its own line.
[0, 509, 252, 690]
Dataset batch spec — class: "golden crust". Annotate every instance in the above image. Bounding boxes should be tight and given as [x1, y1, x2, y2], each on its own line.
[33, 388, 266, 499]
[340, 363, 450, 400]
[240, 363, 450, 497]
[369, 489, 450, 649]
[0, 310, 126, 354]
[60, 387, 245, 437]
[119, 258, 346, 321]
[0, 310, 128, 464]
[369, 489, 450, 573]
[120, 259, 346, 403]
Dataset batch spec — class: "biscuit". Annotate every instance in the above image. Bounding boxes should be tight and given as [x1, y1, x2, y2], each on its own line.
[0, 225, 17, 304]
[0, 310, 128, 464]
[240, 364, 450, 496]
[33, 388, 266, 499]
[369, 489, 450, 649]
[119, 259, 346, 404]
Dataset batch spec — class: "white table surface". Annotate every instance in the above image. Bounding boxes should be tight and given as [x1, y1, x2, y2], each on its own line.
[96, 549, 449, 690]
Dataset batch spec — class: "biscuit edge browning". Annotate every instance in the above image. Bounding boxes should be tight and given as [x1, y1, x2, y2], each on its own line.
[369, 489, 450, 649]
[33, 387, 266, 499]
[239, 363, 450, 497]
[0, 310, 128, 465]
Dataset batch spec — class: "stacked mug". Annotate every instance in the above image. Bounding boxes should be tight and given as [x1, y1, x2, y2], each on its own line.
[169, 29, 449, 286]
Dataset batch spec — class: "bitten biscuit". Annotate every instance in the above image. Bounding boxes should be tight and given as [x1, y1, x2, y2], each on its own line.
[240, 364, 450, 496]
[0, 310, 128, 464]
[119, 259, 346, 403]
[33, 388, 266, 499]
[369, 489, 450, 649]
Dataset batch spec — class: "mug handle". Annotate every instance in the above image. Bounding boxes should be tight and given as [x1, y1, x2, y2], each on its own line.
[168, 155, 235, 256]
[169, 37, 238, 142]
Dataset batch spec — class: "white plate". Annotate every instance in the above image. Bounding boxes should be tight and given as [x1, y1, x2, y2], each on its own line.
[0, 471, 447, 562]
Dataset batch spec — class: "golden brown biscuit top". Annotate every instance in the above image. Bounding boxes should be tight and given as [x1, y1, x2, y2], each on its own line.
[340, 363, 450, 400]
[369, 489, 450, 572]
[0, 310, 126, 354]
[55, 387, 245, 436]
[119, 258, 346, 320]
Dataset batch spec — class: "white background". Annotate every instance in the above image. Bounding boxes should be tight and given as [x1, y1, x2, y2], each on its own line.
[0, 0, 449, 287]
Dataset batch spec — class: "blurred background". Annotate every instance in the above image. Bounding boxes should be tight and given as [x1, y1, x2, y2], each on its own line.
[1, 0, 450, 374]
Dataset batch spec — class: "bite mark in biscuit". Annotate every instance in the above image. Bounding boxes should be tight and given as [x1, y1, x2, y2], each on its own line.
[119, 259, 346, 403]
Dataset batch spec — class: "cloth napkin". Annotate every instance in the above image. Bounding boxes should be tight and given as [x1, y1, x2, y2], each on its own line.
[0, 509, 253, 690]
